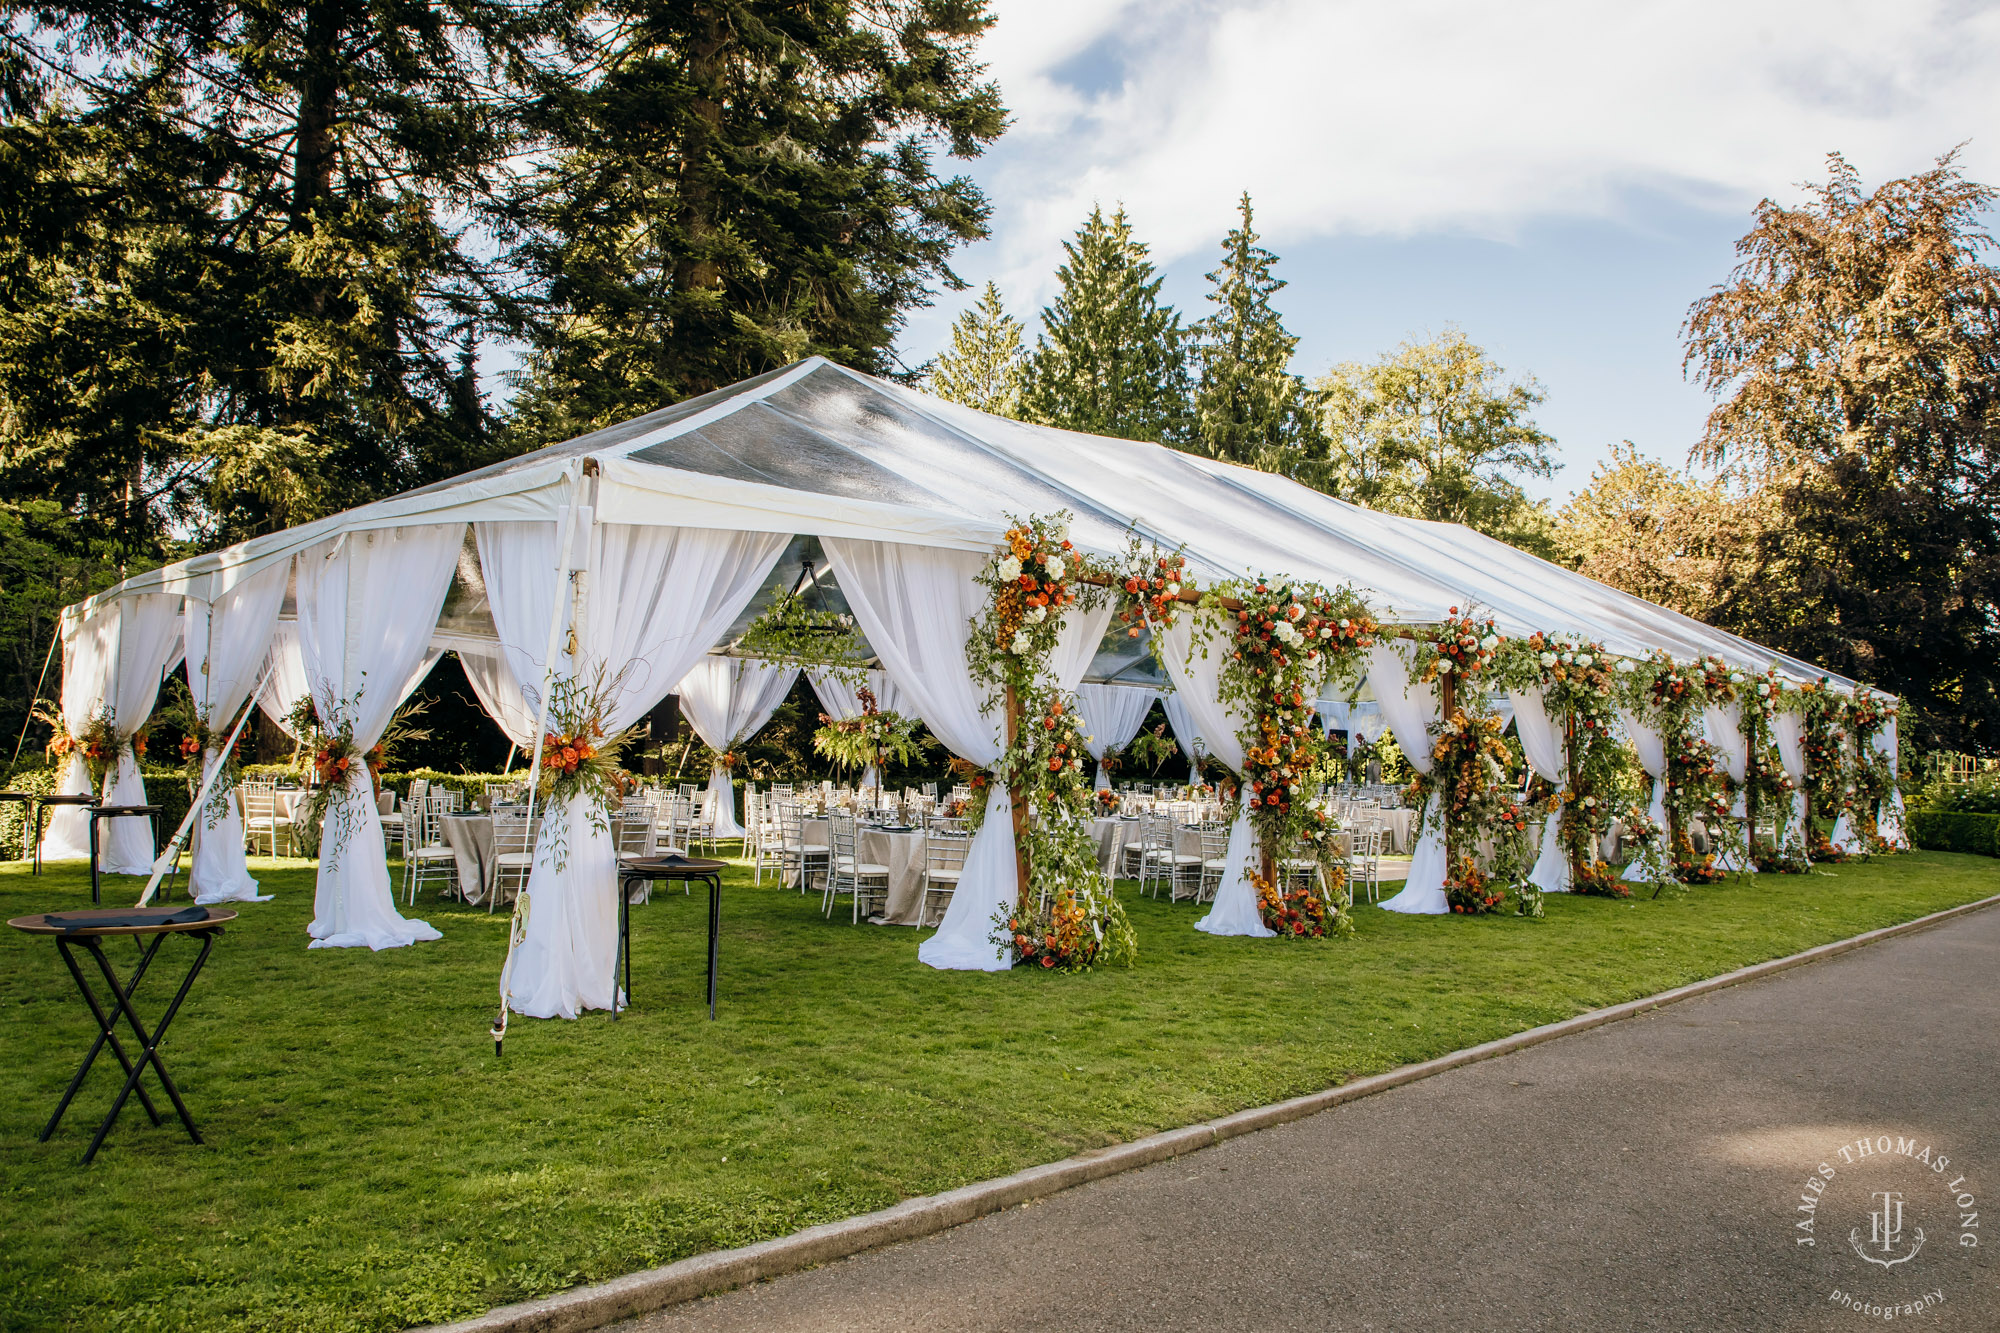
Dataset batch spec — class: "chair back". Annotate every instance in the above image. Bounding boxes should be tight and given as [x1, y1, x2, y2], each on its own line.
[612, 802, 653, 857]
[1198, 819, 1230, 861]
[829, 812, 859, 867]
[925, 826, 970, 875]
[493, 809, 541, 857]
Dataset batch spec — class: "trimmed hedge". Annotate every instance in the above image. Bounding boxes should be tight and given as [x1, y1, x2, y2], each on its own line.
[1908, 810, 2000, 857]
[0, 762, 192, 861]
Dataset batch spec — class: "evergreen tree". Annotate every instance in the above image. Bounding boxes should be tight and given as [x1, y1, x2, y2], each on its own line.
[1190, 193, 1319, 469]
[928, 281, 1025, 416]
[0, 0, 568, 555]
[504, 0, 1004, 443]
[1020, 205, 1192, 443]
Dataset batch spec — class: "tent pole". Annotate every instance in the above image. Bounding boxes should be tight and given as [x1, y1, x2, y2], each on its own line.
[492, 459, 589, 1056]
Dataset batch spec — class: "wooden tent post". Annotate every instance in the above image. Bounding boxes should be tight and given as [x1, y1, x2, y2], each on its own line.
[1742, 711, 1760, 862]
[1565, 711, 1585, 882]
[1005, 683, 1029, 908]
[1438, 669, 1457, 865]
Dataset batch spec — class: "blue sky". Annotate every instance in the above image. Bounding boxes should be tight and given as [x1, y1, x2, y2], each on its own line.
[894, 0, 2000, 505]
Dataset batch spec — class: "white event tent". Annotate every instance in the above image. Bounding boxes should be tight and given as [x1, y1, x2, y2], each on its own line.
[51, 357, 1862, 1009]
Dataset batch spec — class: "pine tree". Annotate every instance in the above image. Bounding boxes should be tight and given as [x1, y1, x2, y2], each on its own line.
[1020, 206, 1192, 443]
[929, 282, 1025, 416]
[504, 0, 1004, 443]
[1190, 193, 1320, 469]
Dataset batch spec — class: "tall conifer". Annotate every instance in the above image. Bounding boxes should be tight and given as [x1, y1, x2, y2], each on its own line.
[1190, 193, 1320, 469]
[929, 281, 1026, 417]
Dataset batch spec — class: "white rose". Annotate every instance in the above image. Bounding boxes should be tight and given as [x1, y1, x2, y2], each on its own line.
[1437, 659, 1455, 674]
[1338, 618, 1350, 629]
[1009, 631, 1031, 654]
[1615, 660, 1634, 673]
[1539, 652, 1557, 668]
[1320, 627, 1334, 640]
[996, 556, 1022, 581]
[1757, 683, 1771, 697]
[1729, 672, 1744, 683]
[1025, 605, 1047, 623]
[1480, 634, 1500, 651]
[1576, 654, 1593, 668]
[1044, 556, 1065, 581]
[1165, 582, 1180, 596]
[1584, 796, 1597, 807]
[1559, 652, 1573, 665]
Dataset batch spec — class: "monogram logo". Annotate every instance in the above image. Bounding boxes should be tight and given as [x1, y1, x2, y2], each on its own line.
[1850, 1190, 1924, 1268]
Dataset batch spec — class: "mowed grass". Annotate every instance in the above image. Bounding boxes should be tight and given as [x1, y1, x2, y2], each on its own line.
[1, 849, 1997, 1331]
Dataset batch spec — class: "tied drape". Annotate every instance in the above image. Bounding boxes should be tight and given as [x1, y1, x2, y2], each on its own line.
[1158, 691, 1204, 785]
[1153, 616, 1269, 937]
[1617, 708, 1671, 884]
[821, 539, 1015, 971]
[1875, 717, 1909, 850]
[258, 622, 313, 737]
[1365, 642, 1448, 914]
[185, 561, 288, 902]
[46, 596, 184, 873]
[296, 526, 462, 950]
[1075, 683, 1157, 790]
[676, 656, 800, 838]
[1510, 685, 1572, 893]
[481, 519, 786, 1017]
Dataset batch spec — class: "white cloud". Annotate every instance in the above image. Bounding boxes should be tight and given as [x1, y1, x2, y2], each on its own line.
[957, 0, 2000, 311]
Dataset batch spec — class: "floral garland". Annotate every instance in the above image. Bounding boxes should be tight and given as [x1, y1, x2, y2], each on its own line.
[1494, 631, 1621, 885]
[1663, 729, 1726, 883]
[1847, 687, 1899, 853]
[1799, 682, 1850, 860]
[1740, 667, 1807, 871]
[1619, 804, 1671, 888]
[994, 688, 1136, 970]
[1197, 577, 1374, 937]
[813, 686, 923, 772]
[966, 514, 1133, 972]
[1415, 607, 1502, 685]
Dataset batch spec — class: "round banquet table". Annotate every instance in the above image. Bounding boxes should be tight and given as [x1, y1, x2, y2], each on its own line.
[801, 819, 927, 924]
[437, 813, 498, 904]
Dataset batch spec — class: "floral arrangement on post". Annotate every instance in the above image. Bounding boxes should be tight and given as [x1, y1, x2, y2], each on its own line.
[33, 702, 125, 790]
[1254, 865, 1333, 937]
[1415, 607, 1503, 686]
[813, 686, 923, 774]
[158, 682, 251, 826]
[1488, 796, 1545, 918]
[1444, 856, 1504, 914]
[529, 672, 632, 870]
[1198, 575, 1374, 937]
[295, 695, 429, 866]
[966, 513, 1133, 972]
[1408, 707, 1516, 887]
[1738, 666, 1802, 867]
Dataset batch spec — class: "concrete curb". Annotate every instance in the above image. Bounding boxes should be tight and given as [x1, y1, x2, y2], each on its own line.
[422, 890, 2000, 1333]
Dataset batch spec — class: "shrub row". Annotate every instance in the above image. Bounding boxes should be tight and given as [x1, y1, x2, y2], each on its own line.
[0, 763, 192, 861]
[1907, 810, 2000, 857]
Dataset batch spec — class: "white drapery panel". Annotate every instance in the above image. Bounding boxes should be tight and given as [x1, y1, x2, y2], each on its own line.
[1076, 683, 1157, 789]
[1617, 709, 1670, 882]
[1154, 616, 1268, 937]
[41, 608, 117, 861]
[1875, 717, 1909, 849]
[258, 622, 313, 737]
[823, 539, 1015, 971]
[185, 561, 287, 902]
[1365, 643, 1448, 914]
[805, 667, 906, 720]
[1158, 690, 1205, 784]
[296, 526, 462, 949]
[95, 595, 186, 875]
[1771, 709, 1810, 856]
[676, 656, 800, 838]
[1511, 685, 1571, 892]
[456, 639, 536, 747]
[483, 519, 788, 1017]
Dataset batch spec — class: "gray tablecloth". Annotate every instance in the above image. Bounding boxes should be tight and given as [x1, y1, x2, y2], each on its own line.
[1346, 806, 1411, 853]
[803, 819, 928, 925]
[438, 813, 496, 903]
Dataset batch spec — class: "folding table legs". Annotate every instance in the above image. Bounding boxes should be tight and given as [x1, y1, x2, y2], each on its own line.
[45, 931, 215, 1164]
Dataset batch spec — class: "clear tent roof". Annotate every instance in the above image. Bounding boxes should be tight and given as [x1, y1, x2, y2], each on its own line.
[70, 356, 1854, 692]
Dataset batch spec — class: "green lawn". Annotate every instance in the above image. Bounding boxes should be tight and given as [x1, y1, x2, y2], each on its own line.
[1, 850, 1996, 1331]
